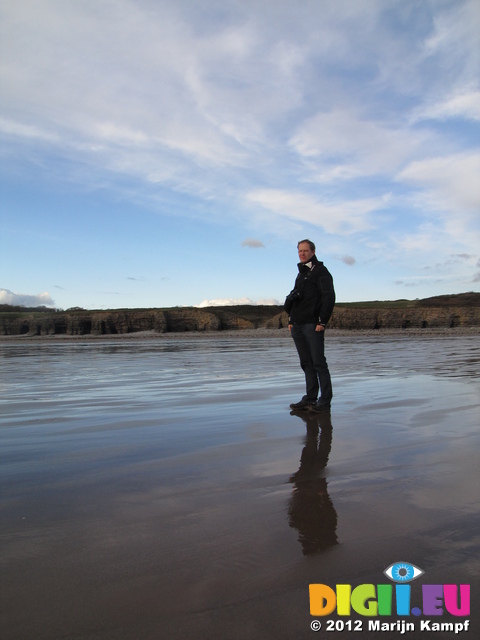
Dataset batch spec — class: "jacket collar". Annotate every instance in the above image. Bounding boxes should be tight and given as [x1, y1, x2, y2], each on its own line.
[298, 254, 319, 273]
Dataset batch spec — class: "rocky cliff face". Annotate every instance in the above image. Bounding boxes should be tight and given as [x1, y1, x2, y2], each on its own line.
[1, 308, 235, 335]
[1, 310, 167, 336]
[1, 297, 479, 336]
[329, 306, 480, 329]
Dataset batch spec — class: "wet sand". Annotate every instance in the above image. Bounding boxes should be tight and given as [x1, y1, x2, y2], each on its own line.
[1, 332, 479, 639]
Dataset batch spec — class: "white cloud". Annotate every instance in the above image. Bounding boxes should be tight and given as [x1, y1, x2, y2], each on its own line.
[395, 228, 438, 254]
[247, 188, 386, 235]
[0, 289, 55, 307]
[422, 0, 480, 81]
[195, 297, 255, 307]
[397, 152, 480, 215]
[242, 238, 265, 248]
[289, 109, 425, 180]
[194, 297, 279, 307]
[1, 1, 477, 208]
[412, 89, 480, 123]
[0, 117, 60, 143]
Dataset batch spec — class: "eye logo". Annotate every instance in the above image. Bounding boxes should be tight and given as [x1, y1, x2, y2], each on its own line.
[384, 561, 424, 583]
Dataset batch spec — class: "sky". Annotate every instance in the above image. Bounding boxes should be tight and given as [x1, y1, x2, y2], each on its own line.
[1, 0, 479, 310]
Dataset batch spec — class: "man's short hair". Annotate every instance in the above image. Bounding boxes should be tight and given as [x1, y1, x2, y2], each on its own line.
[297, 239, 316, 252]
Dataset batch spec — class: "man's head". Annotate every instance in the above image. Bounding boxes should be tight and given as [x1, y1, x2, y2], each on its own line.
[297, 239, 315, 263]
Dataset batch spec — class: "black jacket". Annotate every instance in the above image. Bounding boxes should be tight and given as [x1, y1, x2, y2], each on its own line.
[284, 255, 335, 325]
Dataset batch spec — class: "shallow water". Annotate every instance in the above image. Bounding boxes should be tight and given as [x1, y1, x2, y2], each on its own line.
[1, 334, 479, 639]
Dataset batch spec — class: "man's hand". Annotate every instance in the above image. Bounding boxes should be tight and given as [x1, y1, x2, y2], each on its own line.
[315, 324, 325, 332]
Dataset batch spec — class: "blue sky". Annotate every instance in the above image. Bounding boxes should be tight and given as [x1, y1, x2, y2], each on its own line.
[1, 0, 479, 310]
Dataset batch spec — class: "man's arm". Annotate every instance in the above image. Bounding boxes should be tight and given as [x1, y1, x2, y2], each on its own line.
[316, 272, 336, 328]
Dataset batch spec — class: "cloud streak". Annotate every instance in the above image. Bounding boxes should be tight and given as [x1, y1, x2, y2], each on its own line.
[1, 3, 477, 212]
[246, 189, 386, 235]
[0, 0, 478, 307]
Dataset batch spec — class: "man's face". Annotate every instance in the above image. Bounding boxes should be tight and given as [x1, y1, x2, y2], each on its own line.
[298, 242, 315, 263]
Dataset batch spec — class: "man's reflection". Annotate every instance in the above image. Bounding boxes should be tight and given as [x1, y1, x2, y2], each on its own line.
[288, 410, 338, 555]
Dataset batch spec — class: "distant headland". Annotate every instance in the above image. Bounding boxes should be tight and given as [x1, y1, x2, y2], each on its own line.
[1, 292, 479, 337]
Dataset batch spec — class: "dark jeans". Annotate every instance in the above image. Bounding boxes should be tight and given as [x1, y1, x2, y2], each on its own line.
[291, 323, 333, 405]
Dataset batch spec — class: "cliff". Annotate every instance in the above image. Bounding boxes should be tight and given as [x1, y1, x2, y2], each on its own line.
[1, 293, 479, 336]
[329, 305, 480, 330]
[0, 305, 278, 336]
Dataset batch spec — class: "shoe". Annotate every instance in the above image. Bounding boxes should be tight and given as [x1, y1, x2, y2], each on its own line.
[289, 399, 316, 410]
[309, 402, 331, 413]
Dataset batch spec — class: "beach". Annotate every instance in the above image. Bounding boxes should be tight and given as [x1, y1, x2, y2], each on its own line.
[1, 330, 479, 639]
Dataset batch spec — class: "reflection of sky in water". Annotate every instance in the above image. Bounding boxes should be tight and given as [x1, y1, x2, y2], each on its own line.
[1, 334, 478, 479]
[1, 334, 479, 638]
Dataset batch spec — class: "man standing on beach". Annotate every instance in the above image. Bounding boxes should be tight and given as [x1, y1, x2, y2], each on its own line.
[284, 239, 336, 412]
